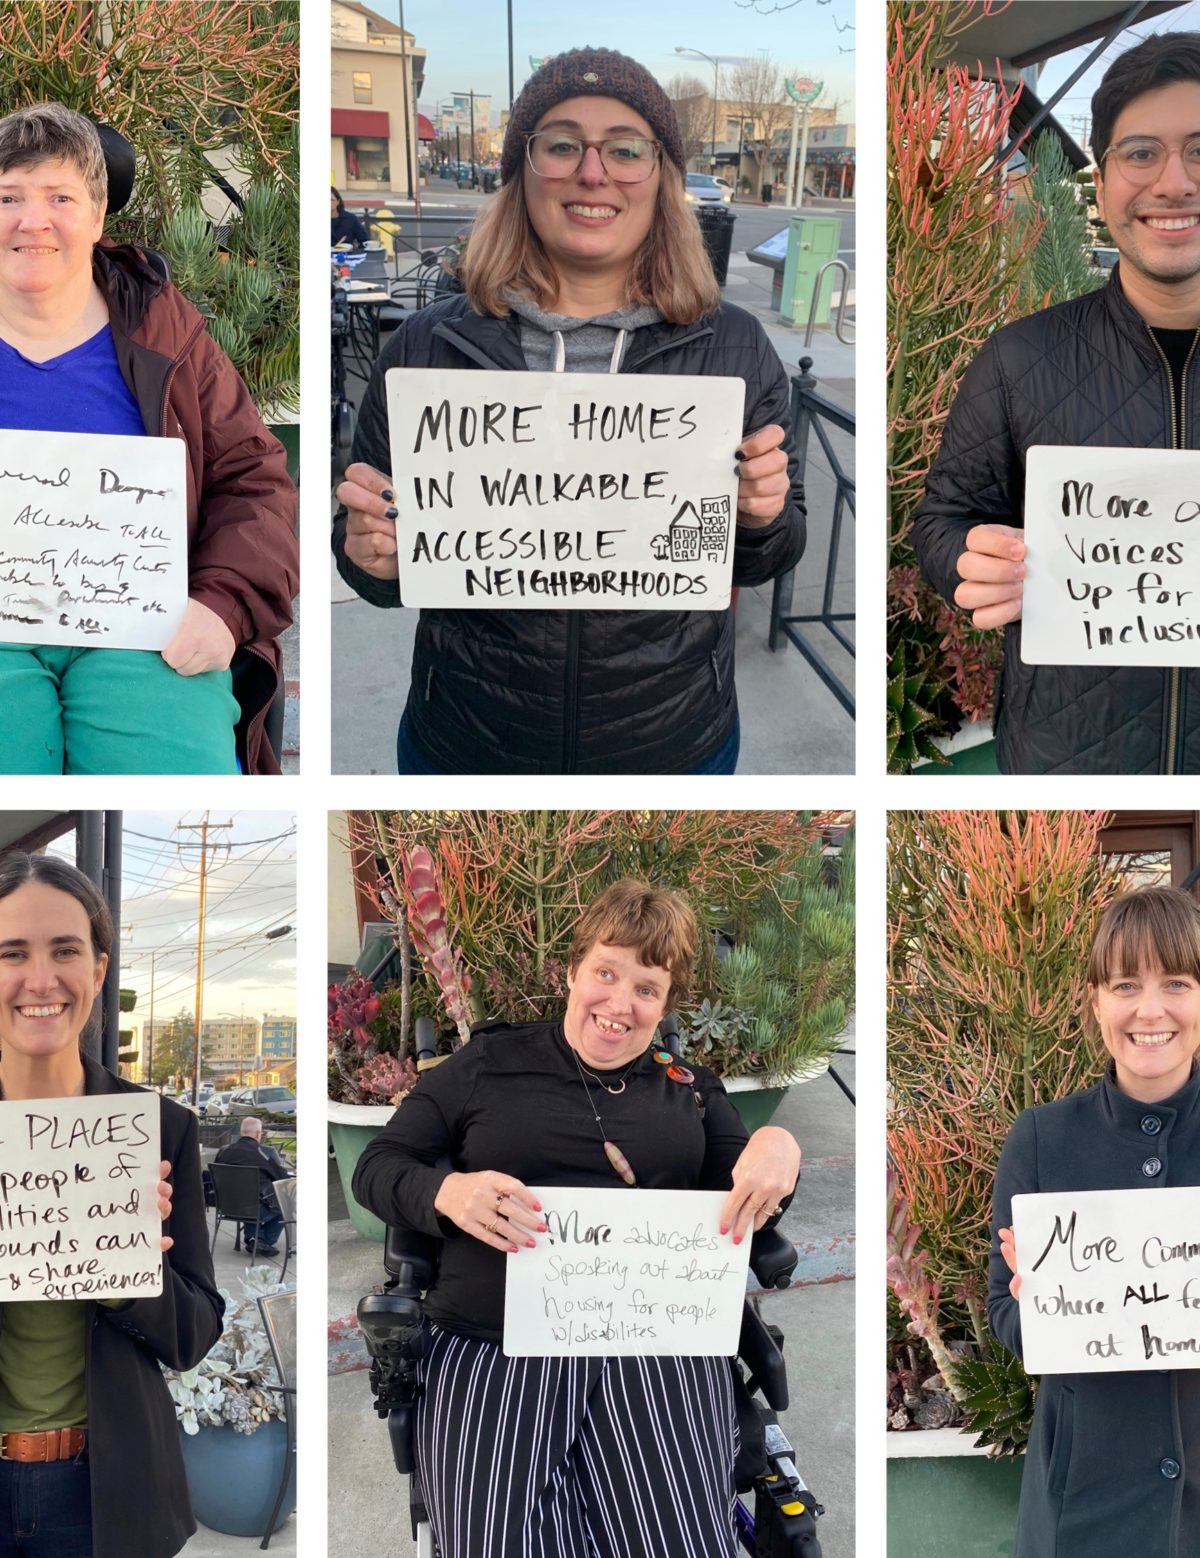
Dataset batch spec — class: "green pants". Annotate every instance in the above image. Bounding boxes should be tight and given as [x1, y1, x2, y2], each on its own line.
[0, 645, 239, 774]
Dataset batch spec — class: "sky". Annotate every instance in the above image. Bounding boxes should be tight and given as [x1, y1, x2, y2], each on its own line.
[47, 812, 296, 1031]
[369, 0, 856, 127]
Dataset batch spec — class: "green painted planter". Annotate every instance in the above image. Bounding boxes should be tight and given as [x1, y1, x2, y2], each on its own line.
[328, 1100, 394, 1242]
[723, 1058, 830, 1130]
[887, 1432, 1023, 1557]
[267, 419, 300, 485]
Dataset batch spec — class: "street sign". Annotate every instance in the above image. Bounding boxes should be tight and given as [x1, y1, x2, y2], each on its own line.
[785, 77, 824, 104]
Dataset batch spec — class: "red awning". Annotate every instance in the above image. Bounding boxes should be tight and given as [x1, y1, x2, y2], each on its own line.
[416, 113, 435, 142]
[332, 108, 389, 138]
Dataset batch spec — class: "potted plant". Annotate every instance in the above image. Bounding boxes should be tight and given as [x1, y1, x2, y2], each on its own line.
[886, 810, 1122, 1558]
[164, 1275, 296, 1538]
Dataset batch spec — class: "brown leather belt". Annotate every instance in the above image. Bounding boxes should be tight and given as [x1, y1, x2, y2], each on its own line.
[0, 1428, 87, 1462]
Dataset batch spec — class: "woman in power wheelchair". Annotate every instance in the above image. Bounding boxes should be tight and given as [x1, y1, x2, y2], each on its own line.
[353, 879, 823, 1558]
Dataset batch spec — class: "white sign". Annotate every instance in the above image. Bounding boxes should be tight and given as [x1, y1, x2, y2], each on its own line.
[0, 430, 188, 650]
[0, 1092, 163, 1302]
[1013, 1186, 1200, 1374]
[1022, 444, 1200, 666]
[386, 369, 746, 610]
[502, 1187, 750, 1357]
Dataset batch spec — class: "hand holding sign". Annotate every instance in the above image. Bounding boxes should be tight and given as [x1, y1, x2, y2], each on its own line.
[954, 524, 1026, 629]
[719, 1125, 800, 1243]
[734, 424, 790, 528]
[433, 1168, 545, 1252]
[158, 1159, 174, 1253]
[160, 600, 236, 677]
[337, 462, 400, 581]
[998, 1224, 1022, 1298]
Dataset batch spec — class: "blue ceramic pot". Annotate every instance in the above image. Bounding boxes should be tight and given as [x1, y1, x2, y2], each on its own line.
[180, 1419, 296, 1537]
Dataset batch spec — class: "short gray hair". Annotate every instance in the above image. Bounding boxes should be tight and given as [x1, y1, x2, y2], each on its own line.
[239, 1116, 264, 1138]
[0, 103, 107, 211]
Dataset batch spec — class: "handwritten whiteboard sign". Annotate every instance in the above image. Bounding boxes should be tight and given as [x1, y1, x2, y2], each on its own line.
[502, 1187, 749, 1357]
[1022, 445, 1200, 666]
[1013, 1186, 1200, 1374]
[0, 1092, 163, 1302]
[0, 430, 187, 650]
[386, 369, 746, 610]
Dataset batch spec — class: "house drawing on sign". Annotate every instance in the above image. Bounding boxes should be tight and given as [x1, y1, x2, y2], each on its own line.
[700, 496, 731, 562]
[666, 501, 702, 562]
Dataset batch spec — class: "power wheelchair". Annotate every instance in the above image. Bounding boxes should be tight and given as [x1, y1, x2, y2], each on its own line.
[356, 1017, 825, 1557]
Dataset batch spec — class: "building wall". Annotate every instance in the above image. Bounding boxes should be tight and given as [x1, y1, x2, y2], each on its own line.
[331, 2, 424, 193]
[328, 813, 361, 967]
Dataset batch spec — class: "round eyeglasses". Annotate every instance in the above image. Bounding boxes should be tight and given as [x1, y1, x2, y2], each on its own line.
[525, 132, 661, 183]
[1101, 137, 1200, 184]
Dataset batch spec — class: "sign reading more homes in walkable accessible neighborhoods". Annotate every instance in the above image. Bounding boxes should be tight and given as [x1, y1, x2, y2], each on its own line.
[386, 369, 746, 610]
[1013, 1186, 1200, 1374]
[1022, 445, 1200, 667]
[0, 1092, 163, 1303]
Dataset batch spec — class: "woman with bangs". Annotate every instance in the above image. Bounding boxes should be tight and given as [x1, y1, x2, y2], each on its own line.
[991, 886, 1200, 1558]
[353, 879, 802, 1557]
[333, 48, 806, 775]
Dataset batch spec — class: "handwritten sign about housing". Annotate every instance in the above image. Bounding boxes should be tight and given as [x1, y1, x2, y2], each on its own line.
[502, 1187, 749, 1357]
[1022, 445, 1200, 667]
[386, 369, 746, 610]
[0, 430, 187, 650]
[1012, 1187, 1200, 1375]
[0, 1093, 163, 1303]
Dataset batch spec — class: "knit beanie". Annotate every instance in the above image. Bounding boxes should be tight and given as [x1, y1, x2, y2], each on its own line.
[501, 47, 686, 184]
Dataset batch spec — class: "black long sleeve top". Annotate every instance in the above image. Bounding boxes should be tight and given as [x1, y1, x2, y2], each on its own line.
[352, 1021, 759, 1343]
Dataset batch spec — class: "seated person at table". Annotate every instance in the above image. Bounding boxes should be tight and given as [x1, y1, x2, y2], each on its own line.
[0, 102, 298, 774]
[214, 1116, 291, 1255]
[331, 186, 369, 248]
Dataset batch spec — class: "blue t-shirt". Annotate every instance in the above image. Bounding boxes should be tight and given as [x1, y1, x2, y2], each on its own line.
[0, 325, 146, 435]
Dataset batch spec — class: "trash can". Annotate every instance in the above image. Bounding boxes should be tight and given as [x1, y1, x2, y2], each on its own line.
[697, 205, 736, 287]
[762, 182, 773, 203]
[483, 169, 497, 193]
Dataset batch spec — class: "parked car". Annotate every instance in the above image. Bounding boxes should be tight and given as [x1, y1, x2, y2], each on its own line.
[205, 1091, 235, 1119]
[684, 172, 732, 206]
[228, 1086, 297, 1119]
[713, 177, 733, 195]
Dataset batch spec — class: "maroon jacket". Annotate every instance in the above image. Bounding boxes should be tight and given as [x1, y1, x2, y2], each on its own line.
[95, 240, 298, 774]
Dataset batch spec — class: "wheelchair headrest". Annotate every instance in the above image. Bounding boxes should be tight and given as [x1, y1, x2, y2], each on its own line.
[94, 123, 135, 217]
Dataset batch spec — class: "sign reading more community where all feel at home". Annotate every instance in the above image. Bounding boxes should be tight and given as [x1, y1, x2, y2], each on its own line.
[0, 1092, 163, 1303]
[0, 430, 188, 651]
[1022, 444, 1200, 667]
[1013, 1186, 1200, 1374]
[502, 1187, 750, 1357]
[386, 369, 747, 610]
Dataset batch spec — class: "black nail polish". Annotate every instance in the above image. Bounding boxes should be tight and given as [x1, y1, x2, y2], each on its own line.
[381, 488, 395, 501]
[385, 506, 398, 519]
[733, 450, 747, 462]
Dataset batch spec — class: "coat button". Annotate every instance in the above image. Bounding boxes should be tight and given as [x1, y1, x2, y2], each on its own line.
[1141, 1115, 1163, 1135]
[1143, 1157, 1163, 1177]
[1161, 1458, 1182, 1479]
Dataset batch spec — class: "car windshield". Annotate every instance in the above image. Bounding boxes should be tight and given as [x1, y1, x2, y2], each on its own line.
[260, 1088, 294, 1101]
[688, 175, 718, 188]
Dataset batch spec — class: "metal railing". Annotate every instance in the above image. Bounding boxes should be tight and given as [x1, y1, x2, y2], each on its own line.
[804, 259, 854, 348]
[768, 356, 856, 719]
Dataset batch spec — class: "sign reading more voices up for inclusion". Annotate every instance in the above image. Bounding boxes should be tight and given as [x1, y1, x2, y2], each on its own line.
[0, 429, 188, 651]
[1013, 1186, 1200, 1374]
[502, 1187, 750, 1357]
[0, 1092, 163, 1303]
[386, 369, 747, 610]
[1022, 444, 1200, 667]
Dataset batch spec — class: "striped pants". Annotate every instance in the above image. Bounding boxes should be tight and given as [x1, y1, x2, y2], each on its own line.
[414, 1327, 739, 1558]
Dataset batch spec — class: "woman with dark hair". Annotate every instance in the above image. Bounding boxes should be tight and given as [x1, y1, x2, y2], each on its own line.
[353, 878, 802, 1557]
[333, 48, 806, 775]
[991, 886, 1200, 1557]
[0, 852, 223, 1558]
[331, 186, 369, 248]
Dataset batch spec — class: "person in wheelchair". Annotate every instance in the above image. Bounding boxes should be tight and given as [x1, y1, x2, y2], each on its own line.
[0, 103, 297, 774]
[353, 879, 803, 1558]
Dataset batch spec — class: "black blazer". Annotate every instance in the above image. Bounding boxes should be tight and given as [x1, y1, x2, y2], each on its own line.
[0, 1057, 225, 1558]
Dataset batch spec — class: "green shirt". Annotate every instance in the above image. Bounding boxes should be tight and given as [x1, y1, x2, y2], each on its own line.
[0, 1301, 88, 1431]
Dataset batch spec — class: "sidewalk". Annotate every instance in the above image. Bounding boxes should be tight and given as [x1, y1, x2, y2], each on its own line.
[326, 1032, 855, 1557]
[330, 197, 854, 775]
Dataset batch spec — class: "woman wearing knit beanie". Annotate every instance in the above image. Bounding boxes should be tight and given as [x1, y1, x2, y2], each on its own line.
[334, 47, 807, 776]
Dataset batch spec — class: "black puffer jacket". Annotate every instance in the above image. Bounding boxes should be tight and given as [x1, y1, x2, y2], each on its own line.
[911, 268, 1200, 774]
[333, 294, 805, 773]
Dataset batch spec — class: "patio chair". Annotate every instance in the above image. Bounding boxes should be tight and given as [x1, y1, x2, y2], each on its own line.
[209, 1162, 263, 1258]
[256, 1289, 297, 1549]
[273, 1176, 298, 1283]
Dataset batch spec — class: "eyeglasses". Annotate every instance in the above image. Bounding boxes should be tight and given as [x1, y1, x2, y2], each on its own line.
[1101, 136, 1200, 183]
[525, 132, 660, 183]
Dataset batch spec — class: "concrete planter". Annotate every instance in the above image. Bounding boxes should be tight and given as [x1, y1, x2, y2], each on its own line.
[722, 1057, 830, 1130]
[886, 1428, 1022, 1557]
[328, 1099, 395, 1242]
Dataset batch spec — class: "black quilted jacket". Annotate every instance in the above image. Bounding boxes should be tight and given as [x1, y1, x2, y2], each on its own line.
[332, 294, 806, 773]
[911, 268, 1200, 774]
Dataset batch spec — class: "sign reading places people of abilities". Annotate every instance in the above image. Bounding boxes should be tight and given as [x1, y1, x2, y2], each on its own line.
[1022, 445, 1200, 666]
[386, 369, 746, 610]
[0, 1092, 163, 1303]
[1012, 1187, 1200, 1374]
[0, 430, 188, 650]
[502, 1187, 750, 1357]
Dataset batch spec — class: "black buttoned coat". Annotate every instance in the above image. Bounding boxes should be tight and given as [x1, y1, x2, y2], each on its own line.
[0, 1057, 225, 1558]
[990, 1062, 1200, 1558]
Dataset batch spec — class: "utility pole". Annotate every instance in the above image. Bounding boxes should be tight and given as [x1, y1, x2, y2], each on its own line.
[176, 815, 232, 1105]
